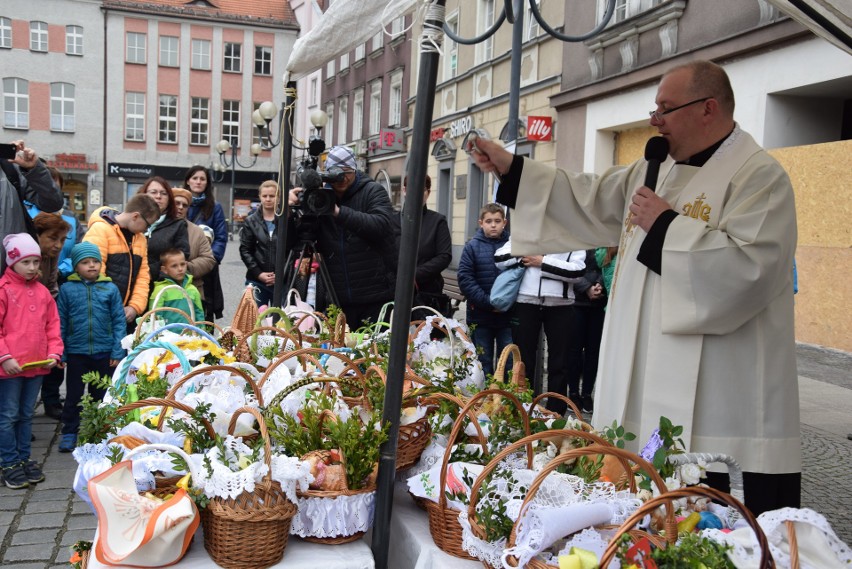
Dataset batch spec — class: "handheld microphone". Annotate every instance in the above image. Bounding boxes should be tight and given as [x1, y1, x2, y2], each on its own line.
[643, 136, 670, 192]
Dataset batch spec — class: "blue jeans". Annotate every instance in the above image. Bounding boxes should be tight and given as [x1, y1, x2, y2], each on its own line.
[0, 375, 43, 467]
[471, 325, 513, 379]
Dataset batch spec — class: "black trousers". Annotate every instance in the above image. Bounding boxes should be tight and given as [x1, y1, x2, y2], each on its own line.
[565, 304, 606, 398]
[40, 365, 65, 406]
[60, 354, 111, 435]
[511, 303, 574, 413]
[704, 470, 801, 516]
[341, 299, 391, 331]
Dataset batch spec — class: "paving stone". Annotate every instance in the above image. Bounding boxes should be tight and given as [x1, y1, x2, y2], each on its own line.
[0, 509, 17, 528]
[72, 500, 93, 515]
[3, 543, 53, 562]
[25, 500, 69, 514]
[67, 514, 98, 531]
[0, 494, 27, 510]
[28, 488, 72, 502]
[60, 528, 94, 547]
[17, 511, 65, 530]
[5, 564, 46, 569]
[12, 528, 62, 545]
[32, 475, 73, 490]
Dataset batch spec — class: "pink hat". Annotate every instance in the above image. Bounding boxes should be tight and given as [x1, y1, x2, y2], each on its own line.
[3, 233, 41, 268]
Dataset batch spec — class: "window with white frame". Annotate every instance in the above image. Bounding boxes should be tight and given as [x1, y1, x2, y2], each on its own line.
[389, 71, 402, 127]
[326, 59, 335, 78]
[191, 39, 211, 70]
[0, 18, 11, 49]
[254, 46, 272, 75]
[444, 13, 458, 80]
[66, 25, 83, 55]
[325, 102, 334, 145]
[600, 0, 663, 24]
[338, 97, 348, 144]
[354, 43, 365, 62]
[3, 78, 29, 129]
[310, 77, 318, 107]
[391, 16, 405, 39]
[30, 21, 48, 52]
[223, 42, 241, 72]
[524, 0, 540, 41]
[368, 80, 382, 136]
[476, 0, 495, 63]
[126, 32, 146, 64]
[340, 53, 349, 72]
[370, 31, 383, 52]
[50, 83, 75, 132]
[352, 88, 363, 140]
[158, 94, 178, 143]
[190, 97, 209, 145]
[159, 36, 178, 67]
[125, 92, 145, 141]
[222, 100, 240, 147]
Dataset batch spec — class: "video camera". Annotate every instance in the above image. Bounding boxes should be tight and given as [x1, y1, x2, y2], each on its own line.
[293, 136, 343, 217]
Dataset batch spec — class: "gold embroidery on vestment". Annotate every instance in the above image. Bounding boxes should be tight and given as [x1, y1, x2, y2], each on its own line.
[682, 193, 711, 222]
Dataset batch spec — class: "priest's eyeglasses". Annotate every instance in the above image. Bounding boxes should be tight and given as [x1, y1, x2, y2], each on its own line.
[649, 97, 712, 122]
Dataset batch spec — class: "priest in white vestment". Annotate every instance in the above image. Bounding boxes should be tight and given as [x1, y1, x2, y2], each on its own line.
[470, 60, 800, 515]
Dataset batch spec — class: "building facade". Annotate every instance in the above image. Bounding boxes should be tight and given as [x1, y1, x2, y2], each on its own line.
[413, 0, 566, 263]
[1, 0, 105, 223]
[319, 13, 412, 209]
[102, 0, 299, 229]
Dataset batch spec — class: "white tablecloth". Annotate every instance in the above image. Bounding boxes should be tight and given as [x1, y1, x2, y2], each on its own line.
[86, 528, 375, 569]
[384, 483, 483, 569]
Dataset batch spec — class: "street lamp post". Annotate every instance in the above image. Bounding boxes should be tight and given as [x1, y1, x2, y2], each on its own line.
[215, 139, 262, 239]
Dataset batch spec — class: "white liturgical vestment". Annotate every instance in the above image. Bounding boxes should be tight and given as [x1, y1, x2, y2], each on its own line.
[509, 127, 800, 474]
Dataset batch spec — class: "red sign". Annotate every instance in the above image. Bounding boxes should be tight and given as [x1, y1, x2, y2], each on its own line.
[526, 116, 553, 141]
[47, 153, 99, 171]
[430, 127, 446, 142]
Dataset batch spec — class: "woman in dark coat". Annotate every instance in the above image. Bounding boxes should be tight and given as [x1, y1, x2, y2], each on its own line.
[136, 177, 189, 289]
[183, 165, 226, 320]
[239, 180, 279, 307]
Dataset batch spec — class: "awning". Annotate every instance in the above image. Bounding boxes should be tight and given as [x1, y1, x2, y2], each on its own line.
[766, 0, 852, 54]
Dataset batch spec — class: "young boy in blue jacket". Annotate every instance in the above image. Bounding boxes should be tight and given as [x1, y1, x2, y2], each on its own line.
[56, 242, 126, 452]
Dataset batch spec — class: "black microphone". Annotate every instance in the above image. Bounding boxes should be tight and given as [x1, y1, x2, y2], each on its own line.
[299, 167, 322, 191]
[643, 136, 670, 192]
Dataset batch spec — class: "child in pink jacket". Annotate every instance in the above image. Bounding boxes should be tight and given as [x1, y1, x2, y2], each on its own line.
[0, 233, 63, 489]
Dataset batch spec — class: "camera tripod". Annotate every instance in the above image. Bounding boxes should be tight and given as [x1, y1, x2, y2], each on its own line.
[281, 230, 340, 313]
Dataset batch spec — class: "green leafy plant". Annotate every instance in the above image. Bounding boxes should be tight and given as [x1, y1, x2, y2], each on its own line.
[266, 391, 337, 457]
[618, 532, 735, 568]
[324, 409, 389, 490]
[258, 338, 282, 361]
[469, 467, 524, 543]
[166, 402, 217, 453]
[600, 420, 637, 449]
[82, 371, 112, 390]
[78, 395, 122, 444]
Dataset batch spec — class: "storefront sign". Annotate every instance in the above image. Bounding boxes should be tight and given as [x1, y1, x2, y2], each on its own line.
[107, 163, 154, 178]
[47, 153, 98, 171]
[379, 128, 404, 152]
[89, 189, 102, 206]
[448, 116, 473, 139]
[430, 127, 446, 142]
[526, 116, 553, 141]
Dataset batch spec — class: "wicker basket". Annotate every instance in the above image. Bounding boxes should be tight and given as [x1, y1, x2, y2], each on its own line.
[233, 325, 302, 365]
[135, 321, 221, 347]
[230, 286, 259, 334]
[528, 391, 586, 423]
[492, 343, 527, 390]
[165, 364, 263, 406]
[424, 388, 531, 560]
[202, 406, 298, 569]
[133, 307, 193, 342]
[600, 485, 774, 568]
[489, 443, 672, 569]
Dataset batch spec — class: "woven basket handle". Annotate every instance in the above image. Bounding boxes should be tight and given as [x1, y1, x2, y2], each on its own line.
[165, 364, 263, 407]
[150, 284, 197, 321]
[438, 388, 531, 509]
[124, 442, 201, 482]
[115, 340, 192, 392]
[193, 320, 225, 337]
[139, 322, 220, 346]
[228, 406, 273, 477]
[528, 392, 585, 421]
[134, 307, 193, 341]
[264, 375, 365, 412]
[493, 343, 526, 388]
[332, 310, 347, 346]
[115, 397, 217, 439]
[254, 306, 292, 329]
[262, 345, 365, 384]
[668, 452, 745, 504]
[600, 485, 773, 568]
[233, 326, 301, 364]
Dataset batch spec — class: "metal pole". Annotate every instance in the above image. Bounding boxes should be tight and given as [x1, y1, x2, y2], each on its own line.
[272, 81, 297, 308]
[507, 0, 523, 143]
[371, 2, 445, 567]
[228, 147, 236, 240]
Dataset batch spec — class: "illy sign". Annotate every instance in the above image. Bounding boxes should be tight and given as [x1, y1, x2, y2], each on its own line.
[526, 116, 553, 141]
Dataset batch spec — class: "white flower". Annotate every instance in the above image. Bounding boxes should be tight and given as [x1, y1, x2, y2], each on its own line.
[679, 462, 703, 485]
[637, 488, 653, 502]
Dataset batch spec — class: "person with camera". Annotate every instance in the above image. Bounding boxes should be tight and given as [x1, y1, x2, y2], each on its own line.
[288, 145, 396, 328]
[1, 140, 63, 273]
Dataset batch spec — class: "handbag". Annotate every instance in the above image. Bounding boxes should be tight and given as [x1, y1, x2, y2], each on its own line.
[89, 446, 200, 567]
[490, 265, 525, 312]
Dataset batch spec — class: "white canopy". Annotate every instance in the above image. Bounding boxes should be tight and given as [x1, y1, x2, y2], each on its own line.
[766, 0, 852, 55]
[286, 0, 421, 81]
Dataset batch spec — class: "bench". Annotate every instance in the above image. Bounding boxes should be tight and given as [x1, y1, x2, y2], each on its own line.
[441, 269, 465, 314]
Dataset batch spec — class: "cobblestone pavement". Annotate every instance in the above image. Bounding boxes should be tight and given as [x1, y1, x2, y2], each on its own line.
[1, 245, 848, 565]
